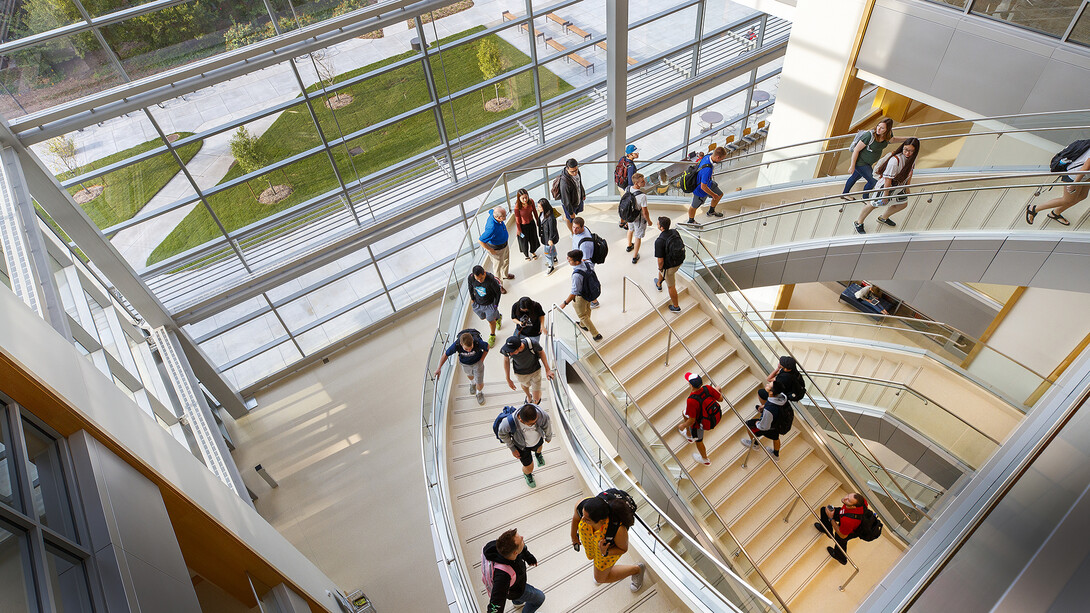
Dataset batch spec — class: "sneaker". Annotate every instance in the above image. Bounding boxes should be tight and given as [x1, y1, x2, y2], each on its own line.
[853, 221, 866, 234]
[840, 194, 855, 201]
[740, 438, 757, 449]
[678, 428, 695, 443]
[632, 255, 640, 264]
[691, 451, 711, 466]
[590, 301, 600, 309]
[468, 382, 475, 394]
[814, 522, 825, 534]
[827, 546, 847, 565]
[535, 452, 545, 467]
[876, 216, 896, 227]
[630, 563, 646, 592]
[476, 391, 485, 405]
[546, 266, 556, 276]
[592, 334, 603, 341]
[577, 323, 589, 331]
[488, 334, 496, 347]
[524, 473, 537, 488]
[495, 314, 502, 328]
[619, 221, 629, 229]
[668, 304, 681, 313]
[766, 446, 779, 459]
[653, 277, 662, 291]
[552, 257, 559, 264]
[706, 209, 724, 217]
[626, 244, 634, 252]
[683, 218, 700, 227]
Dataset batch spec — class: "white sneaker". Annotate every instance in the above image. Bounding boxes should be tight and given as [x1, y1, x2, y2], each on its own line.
[691, 451, 711, 466]
[630, 563, 646, 592]
[740, 438, 757, 449]
[678, 428, 695, 443]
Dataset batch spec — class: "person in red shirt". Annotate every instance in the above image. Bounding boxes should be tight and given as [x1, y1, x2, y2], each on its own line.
[677, 372, 722, 466]
[816, 493, 867, 564]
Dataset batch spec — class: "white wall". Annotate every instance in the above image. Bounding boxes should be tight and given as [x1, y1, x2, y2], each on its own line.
[986, 287, 1090, 378]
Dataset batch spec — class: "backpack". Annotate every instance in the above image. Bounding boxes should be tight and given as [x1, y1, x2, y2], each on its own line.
[690, 387, 722, 430]
[481, 553, 515, 596]
[617, 190, 642, 223]
[663, 229, 686, 268]
[774, 402, 794, 436]
[455, 328, 484, 351]
[550, 174, 562, 199]
[680, 160, 711, 193]
[1050, 139, 1090, 173]
[597, 488, 637, 543]
[614, 159, 630, 189]
[492, 405, 519, 442]
[573, 267, 602, 301]
[579, 233, 608, 264]
[842, 508, 883, 542]
[783, 371, 806, 401]
[849, 129, 871, 153]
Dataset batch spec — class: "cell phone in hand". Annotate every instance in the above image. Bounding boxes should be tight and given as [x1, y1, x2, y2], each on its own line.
[573, 542, 580, 552]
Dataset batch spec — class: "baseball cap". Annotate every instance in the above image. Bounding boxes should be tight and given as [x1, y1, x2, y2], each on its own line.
[503, 337, 523, 352]
[779, 356, 796, 370]
[684, 372, 702, 387]
[625, 144, 639, 155]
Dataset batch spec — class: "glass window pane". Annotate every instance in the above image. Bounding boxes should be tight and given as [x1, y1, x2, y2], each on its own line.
[0, 32, 124, 118]
[0, 410, 20, 510]
[22, 419, 77, 540]
[330, 108, 443, 187]
[1067, 7, 1090, 46]
[971, 0, 1081, 38]
[924, 0, 969, 8]
[0, 520, 33, 613]
[7, 0, 84, 41]
[46, 546, 93, 613]
[441, 66, 539, 142]
[309, 56, 432, 145]
[702, 0, 761, 35]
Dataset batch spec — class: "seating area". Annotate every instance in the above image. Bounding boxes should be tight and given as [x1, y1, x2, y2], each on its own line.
[500, 9, 639, 77]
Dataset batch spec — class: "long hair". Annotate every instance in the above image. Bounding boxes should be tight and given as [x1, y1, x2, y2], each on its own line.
[874, 118, 894, 142]
[609, 499, 635, 528]
[537, 198, 554, 216]
[875, 137, 920, 186]
[514, 188, 532, 210]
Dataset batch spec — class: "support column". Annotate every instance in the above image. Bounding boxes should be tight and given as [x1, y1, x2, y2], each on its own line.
[605, 0, 629, 185]
[961, 286, 1026, 369]
[769, 283, 795, 332]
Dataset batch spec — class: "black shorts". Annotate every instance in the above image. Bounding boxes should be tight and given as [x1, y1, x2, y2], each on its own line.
[515, 441, 544, 466]
[746, 417, 779, 441]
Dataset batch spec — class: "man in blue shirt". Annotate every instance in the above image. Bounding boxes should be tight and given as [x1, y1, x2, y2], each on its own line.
[617, 144, 639, 229]
[561, 250, 602, 341]
[687, 146, 727, 225]
[479, 206, 514, 292]
[434, 329, 490, 404]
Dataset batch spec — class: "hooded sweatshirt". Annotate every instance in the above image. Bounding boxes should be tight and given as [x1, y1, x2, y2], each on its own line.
[756, 392, 788, 432]
[483, 539, 538, 612]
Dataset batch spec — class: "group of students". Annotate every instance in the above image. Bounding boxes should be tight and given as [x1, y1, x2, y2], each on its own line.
[838, 117, 923, 234]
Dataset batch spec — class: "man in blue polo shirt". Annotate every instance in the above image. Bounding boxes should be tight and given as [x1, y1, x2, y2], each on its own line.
[479, 206, 514, 292]
[687, 146, 727, 225]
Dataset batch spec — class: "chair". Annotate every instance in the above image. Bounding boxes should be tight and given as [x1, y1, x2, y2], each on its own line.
[708, 143, 718, 152]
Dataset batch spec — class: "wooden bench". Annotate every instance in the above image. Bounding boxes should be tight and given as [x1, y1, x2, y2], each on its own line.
[502, 10, 515, 21]
[546, 13, 570, 29]
[594, 41, 638, 65]
[503, 10, 546, 42]
[568, 53, 594, 75]
[546, 38, 566, 55]
[566, 23, 592, 40]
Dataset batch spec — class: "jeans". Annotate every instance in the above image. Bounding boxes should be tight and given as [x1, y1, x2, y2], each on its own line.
[512, 584, 546, 613]
[843, 164, 876, 198]
[543, 243, 557, 264]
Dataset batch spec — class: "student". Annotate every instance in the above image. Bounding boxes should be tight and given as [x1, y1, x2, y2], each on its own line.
[625, 173, 651, 264]
[483, 528, 544, 613]
[467, 265, 503, 347]
[653, 216, 685, 313]
[742, 379, 788, 459]
[1027, 145, 1090, 226]
[570, 496, 646, 591]
[677, 372, 722, 466]
[496, 403, 552, 488]
[561, 250, 602, 341]
[617, 144, 640, 229]
[766, 355, 806, 401]
[511, 188, 540, 260]
[687, 146, 727, 225]
[433, 329, 489, 405]
[479, 206, 515, 289]
[511, 296, 546, 345]
[816, 493, 869, 565]
[501, 335, 554, 404]
[558, 158, 586, 233]
[841, 118, 900, 202]
[854, 138, 921, 233]
[536, 199, 560, 275]
[570, 217, 600, 308]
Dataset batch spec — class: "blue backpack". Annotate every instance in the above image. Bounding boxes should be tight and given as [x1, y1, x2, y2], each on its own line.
[493, 405, 519, 442]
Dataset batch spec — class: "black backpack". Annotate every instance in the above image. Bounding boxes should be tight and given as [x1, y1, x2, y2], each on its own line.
[617, 190, 642, 222]
[663, 229, 686, 268]
[680, 160, 711, 193]
[842, 508, 883, 542]
[614, 159, 630, 189]
[690, 387, 722, 430]
[573, 267, 602, 301]
[774, 402, 794, 436]
[597, 488, 637, 543]
[1050, 139, 1090, 174]
[455, 328, 484, 349]
[579, 233, 608, 264]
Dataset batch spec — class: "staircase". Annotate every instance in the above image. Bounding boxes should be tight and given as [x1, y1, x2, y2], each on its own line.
[598, 281, 906, 610]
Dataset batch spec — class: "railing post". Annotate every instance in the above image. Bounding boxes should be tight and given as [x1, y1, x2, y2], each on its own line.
[783, 496, 801, 523]
[665, 329, 672, 366]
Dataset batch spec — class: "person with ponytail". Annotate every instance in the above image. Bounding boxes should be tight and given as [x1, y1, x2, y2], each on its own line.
[854, 137, 921, 234]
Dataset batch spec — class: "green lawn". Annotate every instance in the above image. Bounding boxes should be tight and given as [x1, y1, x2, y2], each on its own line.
[59, 134, 202, 233]
[147, 26, 575, 266]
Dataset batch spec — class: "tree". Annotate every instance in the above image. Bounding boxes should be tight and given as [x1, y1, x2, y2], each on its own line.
[229, 126, 269, 199]
[46, 136, 95, 192]
[477, 38, 503, 106]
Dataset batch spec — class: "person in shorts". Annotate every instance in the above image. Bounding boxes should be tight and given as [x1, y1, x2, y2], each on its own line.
[741, 379, 788, 459]
[686, 146, 727, 225]
[625, 173, 651, 264]
[677, 372, 721, 466]
[1026, 147, 1090, 226]
[569, 495, 645, 590]
[496, 403, 552, 489]
[434, 329, 489, 405]
[501, 336, 553, 404]
[654, 217, 685, 313]
[468, 265, 503, 346]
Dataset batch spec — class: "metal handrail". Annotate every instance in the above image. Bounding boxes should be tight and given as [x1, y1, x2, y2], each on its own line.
[804, 370, 1002, 447]
[549, 303, 789, 606]
[860, 461, 945, 497]
[738, 309, 1048, 382]
[619, 276, 862, 591]
[677, 237, 931, 528]
[545, 306, 777, 613]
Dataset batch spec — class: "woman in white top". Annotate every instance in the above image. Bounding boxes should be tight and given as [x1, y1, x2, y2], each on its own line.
[1026, 146, 1090, 226]
[854, 138, 921, 234]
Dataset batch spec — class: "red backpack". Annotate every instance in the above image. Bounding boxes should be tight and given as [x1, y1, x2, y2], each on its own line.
[614, 158, 630, 188]
[690, 386, 722, 430]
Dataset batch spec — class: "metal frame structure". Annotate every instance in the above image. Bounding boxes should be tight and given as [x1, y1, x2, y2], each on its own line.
[923, 0, 1090, 44]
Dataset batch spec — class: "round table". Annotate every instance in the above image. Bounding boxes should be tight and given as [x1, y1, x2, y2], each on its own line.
[700, 110, 724, 125]
[752, 90, 770, 103]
